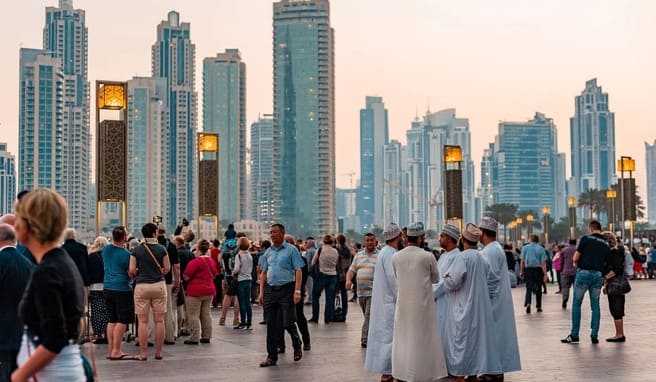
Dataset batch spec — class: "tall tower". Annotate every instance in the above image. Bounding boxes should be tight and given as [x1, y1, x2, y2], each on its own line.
[273, 0, 336, 235]
[43, 0, 90, 229]
[358, 96, 389, 228]
[570, 79, 616, 195]
[126, 77, 168, 235]
[152, 11, 197, 230]
[18, 49, 64, 194]
[646, 140, 656, 226]
[382, 140, 401, 227]
[250, 115, 276, 225]
[203, 49, 247, 223]
[0, 143, 16, 215]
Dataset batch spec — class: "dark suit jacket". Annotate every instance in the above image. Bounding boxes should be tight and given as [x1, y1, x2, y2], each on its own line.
[63, 239, 90, 287]
[0, 246, 34, 351]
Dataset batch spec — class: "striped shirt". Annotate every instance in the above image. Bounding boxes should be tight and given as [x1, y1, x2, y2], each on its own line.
[348, 249, 378, 297]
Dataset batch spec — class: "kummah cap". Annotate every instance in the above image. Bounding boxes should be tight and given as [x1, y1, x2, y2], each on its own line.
[479, 216, 499, 233]
[462, 223, 482, 243]
[407, 222, 425, 237]
[383, 223, 402, 241]
[441, 223, 461, 241]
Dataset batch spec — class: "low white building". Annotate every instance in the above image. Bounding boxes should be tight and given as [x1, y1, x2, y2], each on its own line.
[233, 220, 270, 242]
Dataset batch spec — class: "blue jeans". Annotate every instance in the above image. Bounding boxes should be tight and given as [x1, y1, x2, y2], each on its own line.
[570, 269, 603, 338]
[311, 273, 337, 322]
[237, 280, 252, 325]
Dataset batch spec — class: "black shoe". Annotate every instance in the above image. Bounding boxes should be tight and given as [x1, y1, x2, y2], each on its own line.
[259, 320, 266, 325]
[259, 358, 277, 367]
[525, 305, 531, 314]
[242, 325, 252, 331]
[164, 340, 176, 345]
[332, 318, 346, 322]
[303, 343, 311, 351]
[606, 336, 626, 343]
[561, 335, 579, 344]
[543, 290, 548, 294]
[361, 342, 367, 348]
[293, 348, 303, 362]
[537, 307, 543, 313]
[184, 340, 199, 345]
[591, 336, 599, 344]
[233, 323, 244, 330]
[200, 338, 211, 344]
[561, 301, 567, 310]
[308, 318, 318, 323]
[324, 320, 331, 325]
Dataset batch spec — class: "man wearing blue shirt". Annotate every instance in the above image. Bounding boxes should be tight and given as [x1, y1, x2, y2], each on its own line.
[258, 224, 305, 367]
[520, 235, 547, 314]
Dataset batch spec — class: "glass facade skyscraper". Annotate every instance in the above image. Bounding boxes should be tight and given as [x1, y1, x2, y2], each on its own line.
[126, 77, 168, 235]
[250, 115, 276, 225]
[493, 112, 560, 214]
[273, 0, 336, 235]
[358, 96, 389, 229]
[0, 143, 16, 216]
[646, 140, 656, 226]
[203, 49, 247, 223]
[152, 10, 197, 230]
[570, 78, 616, 195]
[43, 0, 90, 230]
[18, 48, 64, 194]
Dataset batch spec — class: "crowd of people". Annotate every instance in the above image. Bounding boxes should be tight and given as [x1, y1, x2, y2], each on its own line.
[1, 187, 655, 382]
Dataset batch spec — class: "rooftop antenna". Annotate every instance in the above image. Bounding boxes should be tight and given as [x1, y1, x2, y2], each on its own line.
[426, 97, 431, 114]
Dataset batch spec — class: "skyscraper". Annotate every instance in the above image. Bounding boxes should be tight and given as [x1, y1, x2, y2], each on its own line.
[0, 143, 16, 215]
[477, 142, 496, 221]
[358, 96, 389, 228]
[18, 48, 64, 193]
[554, 153, 567, 220]
[44, 0, 90, 230]
[273, 0, 336, 235]
[570, 78, 616, 195]
[646, 140, 656, 225]
[382, 140, 401, 227]
[152, 11, 197, 230]
[493, 112, 561, 214]
[203, 49, 247, 223]
[126, 77, 168, 235]
[250, 115, 276, 225]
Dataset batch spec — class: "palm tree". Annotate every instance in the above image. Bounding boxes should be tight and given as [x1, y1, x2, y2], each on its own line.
[485, 203, 519, 241]
[578, 189, 606, 220]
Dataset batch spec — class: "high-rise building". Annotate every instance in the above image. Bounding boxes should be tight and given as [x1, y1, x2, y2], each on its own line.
[493, 112, 561, 214]
[358, 96, 389, 228]
[203, 49, 247, 223]
[405, 118, 427, 226]
[477, 142, 496, 221]
[152, 11, 197, 230]
[273, 0, 336, 235]
[554, 153, 568, 220]
[570, 79, 616, 195]
[382, 140, 401, 227]
[250, 115, 276, 225]
[646, 140, 656, 225]
[335, 188, 358, 232]
[126, 77, 168, 235]
[18, 48, 64, 193]
[44, 0, 90, 230]
[0, 143, 16, 215]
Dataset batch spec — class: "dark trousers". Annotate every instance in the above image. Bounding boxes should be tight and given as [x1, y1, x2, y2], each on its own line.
[524, 267, 544, 308]
[0, 350, 18, 382]
[264, 283, 301, 361]
[556, 271, 562, 291]
[311, 273, 337, 322]
[212, 276, 223, 307]
[336, 279, 349, 319]
[279, 301, 311, 349]
[237, 280, 253, 325]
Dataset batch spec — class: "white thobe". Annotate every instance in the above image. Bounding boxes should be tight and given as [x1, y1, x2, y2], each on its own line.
[392, 246, 447, 382]
[365, 245, 398, 375]
[434, 248, 502, 377]
[480, 241, 521, 373]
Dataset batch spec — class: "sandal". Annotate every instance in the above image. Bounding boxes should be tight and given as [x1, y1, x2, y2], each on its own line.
[259, 358, 277, 367]
[134, 355, 148, 361]
[109, 354, 137, 361]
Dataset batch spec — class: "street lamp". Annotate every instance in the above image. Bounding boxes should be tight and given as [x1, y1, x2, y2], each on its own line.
[542, 206, 550, 244]
[197, 132, 220, 240]
[617, 156, 636, 245]
[444, 145, 464, 230]
[516, 217, 524, 242]
[606, 189, 617, 232]
[568, 196, 577, 240]
[526, 214, 534, 238]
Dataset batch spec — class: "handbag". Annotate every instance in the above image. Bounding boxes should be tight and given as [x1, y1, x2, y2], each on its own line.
[143, 243, 165, 274]
[606, 274, 631, 295]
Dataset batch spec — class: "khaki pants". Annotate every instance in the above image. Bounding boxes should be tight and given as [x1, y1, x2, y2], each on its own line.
[186, 295, 213, 342]
[358, 296, 372, 345]
[165, 284, 178, 342]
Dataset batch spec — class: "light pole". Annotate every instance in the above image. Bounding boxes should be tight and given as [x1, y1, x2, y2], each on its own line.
[444, 145, 464, 231]
[606, 189, 617, 232]
[542, 206, 550, 244]
[516, 217, 524, 243]
[526, 214, 534, 238]
[568, 196, 577, 240]
[617, 156, 636, 244]
[197, 132, 220, 240]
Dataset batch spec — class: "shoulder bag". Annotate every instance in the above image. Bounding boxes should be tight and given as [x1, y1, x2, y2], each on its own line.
[606, 272, 631, 295]
[142, 243, 165, 274]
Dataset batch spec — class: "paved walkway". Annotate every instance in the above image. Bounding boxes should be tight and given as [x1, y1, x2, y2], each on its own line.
[95, 279, 656, 381]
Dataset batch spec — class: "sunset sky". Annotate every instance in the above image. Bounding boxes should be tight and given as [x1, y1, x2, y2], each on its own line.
[0, 0, 654, 195]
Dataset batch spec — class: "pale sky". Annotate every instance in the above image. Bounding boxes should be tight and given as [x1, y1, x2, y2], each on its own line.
[0, 0, 654, 197]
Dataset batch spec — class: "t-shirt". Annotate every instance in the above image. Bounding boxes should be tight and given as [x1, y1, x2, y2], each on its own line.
[348, 250, 378, 297]
[102, 244, 131, 292]
[234, 251, 253, 282]
[184, 256, 218, 297]
[576, 233, 610, 273]
[160, 239, 178, 285]
[131, 242, 168, 284]
[520, 243, 547, 268]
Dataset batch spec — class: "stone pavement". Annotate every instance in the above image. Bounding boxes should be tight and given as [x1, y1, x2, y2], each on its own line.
[95, 280, 656, 381]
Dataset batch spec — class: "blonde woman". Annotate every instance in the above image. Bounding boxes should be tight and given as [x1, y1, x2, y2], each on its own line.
[12, 189, 86, 381]
[87, 236, 110, 344]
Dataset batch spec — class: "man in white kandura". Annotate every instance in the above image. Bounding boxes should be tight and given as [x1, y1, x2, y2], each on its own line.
[365, 223, 402, 382]
[479, 217, 521, 381]
[434, 224, 501, 381]
[391, 222, 446, 382]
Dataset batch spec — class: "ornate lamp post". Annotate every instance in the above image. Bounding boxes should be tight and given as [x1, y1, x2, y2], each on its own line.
[568, 196, 577, 240]
[542, 206, 550, 244]
[197, 133, 220, 240]
[444, 145, 464, 231]
[617, 156, 636, 245]
[526, 213, 534, 238]
[606, 189, 617, 232]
